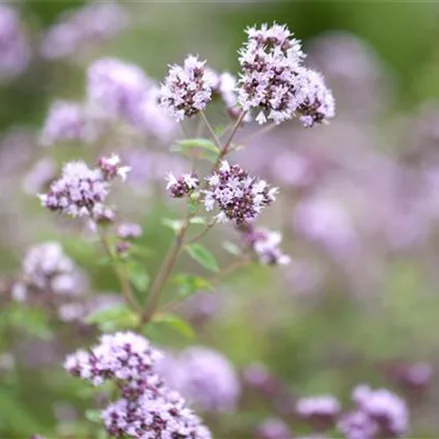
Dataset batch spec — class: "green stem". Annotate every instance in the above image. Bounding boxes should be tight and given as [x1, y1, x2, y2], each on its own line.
[140, 211, 193, 324]
[186, 219, 217, 244]
[200, 111, 222, 150]
[98, 230, 140, 311]
[214, 110, 247, 168]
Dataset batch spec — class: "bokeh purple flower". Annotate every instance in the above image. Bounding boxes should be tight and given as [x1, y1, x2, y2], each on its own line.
[159, 346, 241, 412]
[40, 2, 129, 61]
[0, 5, 30, 83]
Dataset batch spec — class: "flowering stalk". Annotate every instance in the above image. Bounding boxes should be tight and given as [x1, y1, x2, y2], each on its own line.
[141, 108, 248, 325]
[31, 22, 338, 439]
[97, 229, 140, 312]
[140, 209, 194, 324]
[199, 111, 222, 150]
[221, 110, 247, 157]
[143, 80, 249, 325]
[210, 110, 248, 171]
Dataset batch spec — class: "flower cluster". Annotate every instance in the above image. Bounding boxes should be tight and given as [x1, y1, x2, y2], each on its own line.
[0, 5, 30, 83]
[296, 395, 340, 430]
[338, 410, 378, 439]
[383, 361, 433, 395]
[115, 222, 143, 255]
[64, 332, 161, 391]
[159, 55, 216, 121]
[165, 172, 199, 198]
[134, 85, 178, 141]
[180, 292, 223, 326]
[87, 58, 151, 123]
[239, 224, 290, 265]
[41, 100, 92, 146]
[40, 2, 129, 61]
[296, 69, 336, 128]
[23, 242, 80, 293]
[204, 161, 277, 224]
[38, 154, 130, 222]
[243, 363, 284, 397]
[244, 369, 410, 439]
[11, 242, 88, 322]
[98, 154, 131, 182]
[65, 332, 212, 439]
[338, 385, 409, 438]
[117, 223, 143, 240]
[102, 390, 211, 439]
[237, 23, 334, 126]
[292, 196, 356, 258]
[85, 58, 177, 142]
[158, 346, 241, 412]
[255, 418, 291, 439]
[41, 58, 176, 145]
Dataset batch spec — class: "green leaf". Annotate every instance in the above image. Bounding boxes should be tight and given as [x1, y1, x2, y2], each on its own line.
[173, 273, 214, 298]
[223, 241, 242, 256]
[152, 313, 195, 339]
[202, 151, 219, 163]
[85, 409, 101, 424]
[174, 138, 220, 153]
[185, 243, 219, 272]
[127, 261, 150, 293]
[189, 216, 207, 225]
[85, 304, 139, 332]
[161, 217, 184, 233]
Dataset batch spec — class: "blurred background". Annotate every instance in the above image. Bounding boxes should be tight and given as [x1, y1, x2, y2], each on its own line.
[1, 1, 439, 438]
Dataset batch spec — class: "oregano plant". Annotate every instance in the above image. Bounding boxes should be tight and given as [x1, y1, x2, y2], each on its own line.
[24, 21, 400, 439]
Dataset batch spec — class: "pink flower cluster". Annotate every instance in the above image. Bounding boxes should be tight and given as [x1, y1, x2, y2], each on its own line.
[165, 172, 200, 198]
[65, 332, 212, 439]
[204, 161, 278, 225]
[338, 385, 409, 439]
[38, 154, 130, 222]
[159, 55, 217, 121]
[238, 23, 335, 126]
[239, 224, 290, 265]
